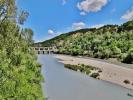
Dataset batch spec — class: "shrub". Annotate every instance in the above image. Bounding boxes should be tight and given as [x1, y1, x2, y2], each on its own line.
[123, 80, 130, 84]
[86, 70, 91, 75]
[90, 73, 100, 78]
[122, 48, 133, 64]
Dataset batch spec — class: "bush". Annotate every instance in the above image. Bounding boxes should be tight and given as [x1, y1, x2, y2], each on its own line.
[122, 48, 133, 64]
[123, 80, 130, 84]
[90, 73, 100, 78]
[86, 70, 91, 75]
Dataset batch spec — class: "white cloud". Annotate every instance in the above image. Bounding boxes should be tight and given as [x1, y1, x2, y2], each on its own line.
[121, 7, 133, 21]
[48, 29, 55, 35]
[77, 0, 108, 14]
[91, 24, 104, 28]
[72, 22, 86, 30]
[80, 12, 86, 16]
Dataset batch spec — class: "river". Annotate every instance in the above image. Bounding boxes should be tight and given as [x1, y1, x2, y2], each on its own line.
[38, 54, 133, 100]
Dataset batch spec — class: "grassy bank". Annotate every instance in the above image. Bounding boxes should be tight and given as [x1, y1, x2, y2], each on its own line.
[64, 64, 102, 79]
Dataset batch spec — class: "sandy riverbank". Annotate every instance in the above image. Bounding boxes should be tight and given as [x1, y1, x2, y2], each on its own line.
[54, 54, 133, 90]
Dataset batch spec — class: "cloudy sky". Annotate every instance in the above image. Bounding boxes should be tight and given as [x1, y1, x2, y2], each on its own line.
[18, 0, 133, 42]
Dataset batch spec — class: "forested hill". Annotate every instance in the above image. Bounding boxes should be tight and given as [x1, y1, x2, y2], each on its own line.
[35, 28, 98, 47]
[37, 21, 133, 63]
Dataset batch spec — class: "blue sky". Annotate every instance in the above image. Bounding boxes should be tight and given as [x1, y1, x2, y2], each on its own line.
[17, 0, 133, 42]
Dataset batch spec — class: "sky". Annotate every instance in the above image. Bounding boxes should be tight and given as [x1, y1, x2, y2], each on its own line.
[17, 0, 133, 42]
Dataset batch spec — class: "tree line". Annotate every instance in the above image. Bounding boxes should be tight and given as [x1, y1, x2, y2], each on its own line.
[40, 21, 133, 64]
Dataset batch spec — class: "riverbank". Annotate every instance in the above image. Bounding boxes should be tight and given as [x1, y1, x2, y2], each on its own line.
[55, 54, 133, 90]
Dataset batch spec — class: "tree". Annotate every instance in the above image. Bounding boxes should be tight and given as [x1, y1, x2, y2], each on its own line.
[122, 48, 133, 64]
[18, 11, 29, 25]
[0, 0, 44, 99]
[21, 28, 34, 45]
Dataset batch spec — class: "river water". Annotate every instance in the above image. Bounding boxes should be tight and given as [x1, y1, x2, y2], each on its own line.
[38, 54, 133, 100]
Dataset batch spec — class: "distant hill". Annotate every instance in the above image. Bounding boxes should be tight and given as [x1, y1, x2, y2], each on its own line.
[36, 21, 133, 63]
[34, 28, 98, 47]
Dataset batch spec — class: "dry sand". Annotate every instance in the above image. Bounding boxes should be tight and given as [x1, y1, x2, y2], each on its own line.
[55, 54, 133, 90]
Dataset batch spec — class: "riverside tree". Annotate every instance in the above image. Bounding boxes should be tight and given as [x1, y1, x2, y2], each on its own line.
[0, 0, 44, 99]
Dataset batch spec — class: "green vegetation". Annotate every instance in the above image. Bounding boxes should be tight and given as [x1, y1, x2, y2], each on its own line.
[0, 0, 44, 99]
[90, 73, 100, 79]
[39, 21, 133, 64]
[64, 64, 101, 79]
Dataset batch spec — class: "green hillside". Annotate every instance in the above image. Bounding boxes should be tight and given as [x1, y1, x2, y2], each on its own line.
[37, 21, 133, 64]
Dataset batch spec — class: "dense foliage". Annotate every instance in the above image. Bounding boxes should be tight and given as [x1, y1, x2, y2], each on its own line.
[39, 21, 133, 64]
[0, 0, 44, 99]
